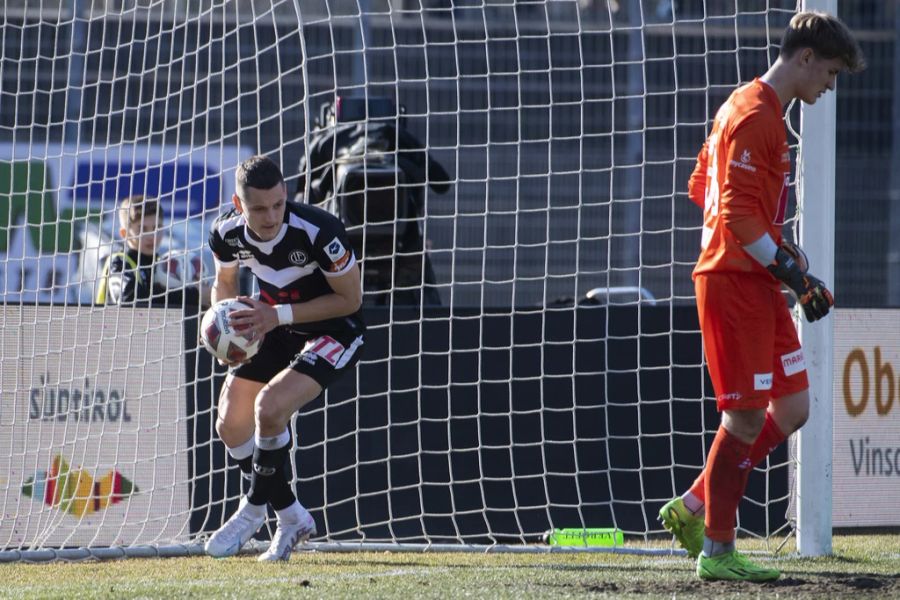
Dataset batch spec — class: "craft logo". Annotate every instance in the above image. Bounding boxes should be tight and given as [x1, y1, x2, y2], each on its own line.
[21, 454, 139, 517]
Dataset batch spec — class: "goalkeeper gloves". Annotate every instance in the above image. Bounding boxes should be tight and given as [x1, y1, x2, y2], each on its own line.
[767, 244, 834, 322]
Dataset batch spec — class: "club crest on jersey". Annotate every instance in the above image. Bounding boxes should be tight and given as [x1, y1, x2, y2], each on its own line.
[326, 238, 346, 261]
[289, 250, 308, 266]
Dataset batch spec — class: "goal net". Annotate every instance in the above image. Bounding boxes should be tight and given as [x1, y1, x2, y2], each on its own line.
[0, 0, 811, 559]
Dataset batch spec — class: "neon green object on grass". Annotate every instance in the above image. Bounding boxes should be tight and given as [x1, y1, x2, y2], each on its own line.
[544, 528, 624, 547]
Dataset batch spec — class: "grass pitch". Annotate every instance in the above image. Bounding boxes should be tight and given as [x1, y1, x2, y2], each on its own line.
[2, 534, 899, 599]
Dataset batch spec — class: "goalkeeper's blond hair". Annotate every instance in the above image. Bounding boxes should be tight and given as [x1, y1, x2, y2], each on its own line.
[781, 11, 865, 73]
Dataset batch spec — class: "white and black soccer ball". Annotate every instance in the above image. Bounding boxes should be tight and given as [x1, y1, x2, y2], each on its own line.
[156, 250, 207, 289]
[200, 298, 261, 363]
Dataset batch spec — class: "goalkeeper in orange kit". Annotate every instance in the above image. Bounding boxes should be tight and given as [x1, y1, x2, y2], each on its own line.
[658, 11, 864, 582]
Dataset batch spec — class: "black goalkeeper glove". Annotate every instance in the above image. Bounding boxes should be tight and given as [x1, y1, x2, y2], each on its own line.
[767, 244, 834, 322]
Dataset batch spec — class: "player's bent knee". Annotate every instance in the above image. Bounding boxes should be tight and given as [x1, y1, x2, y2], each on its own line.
[722, 408, 767, 443]
[772, 389, 810, 434]
[215, 416, 251, 448]
[254, 391, 292, 432]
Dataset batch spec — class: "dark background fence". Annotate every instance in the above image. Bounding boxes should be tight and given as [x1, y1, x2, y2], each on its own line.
[186, 305, 788, 542]
[2, 2, 895, 308]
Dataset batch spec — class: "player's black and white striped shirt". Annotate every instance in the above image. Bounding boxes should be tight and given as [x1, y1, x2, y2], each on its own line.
[208, 201, 364, 334]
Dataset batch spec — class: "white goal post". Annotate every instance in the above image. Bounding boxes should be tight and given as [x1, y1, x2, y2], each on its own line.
[796, 0, 836, 559]
[0, 0, 833, 560]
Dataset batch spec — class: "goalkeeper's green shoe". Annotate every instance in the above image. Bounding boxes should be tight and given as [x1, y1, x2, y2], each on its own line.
[696, 550, 781, 582]
[658, 497, 704, 558]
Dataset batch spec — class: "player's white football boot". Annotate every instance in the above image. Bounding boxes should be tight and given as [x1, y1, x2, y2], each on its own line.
[258, 505, 317, 562]
[205, 497, 267, 558]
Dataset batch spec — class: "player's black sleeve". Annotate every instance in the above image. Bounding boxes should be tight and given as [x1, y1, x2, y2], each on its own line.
[310, 218, 357, 277]
[208, 220, 238, 264]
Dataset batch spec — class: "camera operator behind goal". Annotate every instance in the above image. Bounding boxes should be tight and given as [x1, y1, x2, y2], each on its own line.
[295, 96, 451, 306]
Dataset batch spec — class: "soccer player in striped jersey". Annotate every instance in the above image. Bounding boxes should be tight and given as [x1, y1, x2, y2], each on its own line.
[659, 11, 864, 582]
[204, 155, 365, 561]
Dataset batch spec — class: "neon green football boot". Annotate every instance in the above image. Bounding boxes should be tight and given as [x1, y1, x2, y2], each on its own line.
[696, 550, 781, 582]
[658, 497, 704, 559]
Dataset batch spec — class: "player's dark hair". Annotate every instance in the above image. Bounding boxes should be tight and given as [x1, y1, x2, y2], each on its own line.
[235, 155, 284, 198]
[780, 11, 865, 73]
[118, 195, 160, 229]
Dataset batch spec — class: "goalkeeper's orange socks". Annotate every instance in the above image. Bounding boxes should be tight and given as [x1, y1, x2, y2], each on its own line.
[703, 425, 753, 542]
[685, 412, 787, 509]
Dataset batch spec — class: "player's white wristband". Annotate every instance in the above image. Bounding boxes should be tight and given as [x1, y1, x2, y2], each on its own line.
[275, 304, 293, 325]
[744, 233, 779, 268]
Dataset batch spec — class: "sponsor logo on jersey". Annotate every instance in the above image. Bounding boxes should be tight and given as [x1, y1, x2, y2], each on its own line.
[303, 335, 346, 367]
[754, 373, 773, 391]
[781, 349, 806, 376]
[225, 237, 243, 247]
[325, 237, 346, 261]
[237, 250, 254, 260]
[729, 148, 757, 172]
[289, 250, 308, 266]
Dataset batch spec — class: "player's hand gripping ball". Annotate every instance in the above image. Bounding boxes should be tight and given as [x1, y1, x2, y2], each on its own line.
[200, 298, 261, 363]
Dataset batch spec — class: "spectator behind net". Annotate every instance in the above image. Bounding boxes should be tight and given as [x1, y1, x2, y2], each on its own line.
[95, 195, 210, 308]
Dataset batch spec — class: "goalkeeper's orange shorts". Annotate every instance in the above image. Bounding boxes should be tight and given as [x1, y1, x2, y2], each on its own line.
[695, 272, 809, 411]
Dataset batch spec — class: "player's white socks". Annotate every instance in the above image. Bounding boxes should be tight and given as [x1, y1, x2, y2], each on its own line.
[256, 428, 291, 450]
[228, 436, 256, 460]
[243, 498, 268, 519]
[227, 436, 256, 479]
[276, 501, 306, 524]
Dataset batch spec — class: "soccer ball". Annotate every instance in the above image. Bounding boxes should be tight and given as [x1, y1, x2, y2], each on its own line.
[200, 298, 261, 363]
[156, 250, 207, 289]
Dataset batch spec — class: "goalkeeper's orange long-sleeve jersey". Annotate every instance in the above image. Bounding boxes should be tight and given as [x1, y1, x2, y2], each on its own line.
[688, 78, 791, 284]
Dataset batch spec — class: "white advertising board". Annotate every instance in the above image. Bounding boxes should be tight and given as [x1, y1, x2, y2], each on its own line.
[834, 309, 900, 527]
[0, 142, 251, 303]
[0, 306, 189, 548]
